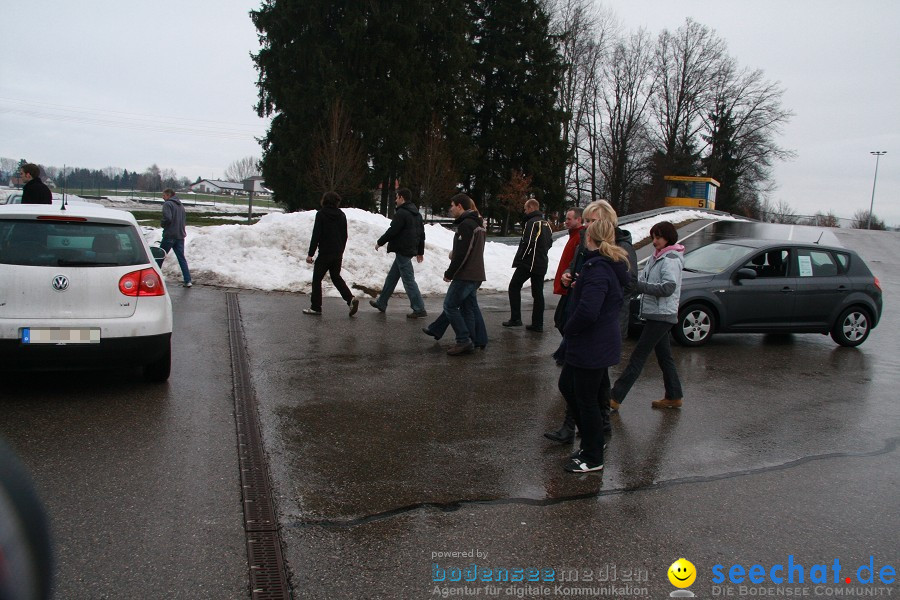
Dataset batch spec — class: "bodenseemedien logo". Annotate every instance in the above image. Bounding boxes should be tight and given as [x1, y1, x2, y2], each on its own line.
[668, 558, 698, 597]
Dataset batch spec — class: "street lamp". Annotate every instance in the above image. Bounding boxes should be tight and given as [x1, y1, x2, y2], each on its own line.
[867, 151, 887, 229]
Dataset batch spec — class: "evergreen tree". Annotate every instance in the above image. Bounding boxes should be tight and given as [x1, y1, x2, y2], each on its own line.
[252, 0, 473, 212]
[701, 100, 740, 212]
[467, 0, 569, 224]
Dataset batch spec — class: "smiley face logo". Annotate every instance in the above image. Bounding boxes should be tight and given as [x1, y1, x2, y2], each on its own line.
[667, 558, 697, 588]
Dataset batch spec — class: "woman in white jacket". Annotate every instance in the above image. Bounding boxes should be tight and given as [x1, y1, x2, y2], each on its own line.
[610, 221, 685, 409]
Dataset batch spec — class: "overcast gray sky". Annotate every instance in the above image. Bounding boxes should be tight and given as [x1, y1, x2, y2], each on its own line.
[2, 1, 897, 225]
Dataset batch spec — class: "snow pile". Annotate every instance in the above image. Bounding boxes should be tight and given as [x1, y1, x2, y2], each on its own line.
[145, 208, 742, 296]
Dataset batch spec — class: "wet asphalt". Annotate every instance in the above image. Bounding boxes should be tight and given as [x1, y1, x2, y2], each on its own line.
[1, 221, 897, 599]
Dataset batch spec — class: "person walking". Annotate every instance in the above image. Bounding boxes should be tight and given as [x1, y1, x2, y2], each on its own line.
[160, 188, 192, 287]
[19, 164, 52, 204]
[304, 191, 359, 317]
[610, 221, 685, 410]
[546, 200, 638, 443]
[550, 207, 584, 365]
[370, 188, 427, 318]
[425, 193, 487, 356]
[503, 198, 552, 331]
[558, 219, 630, 473]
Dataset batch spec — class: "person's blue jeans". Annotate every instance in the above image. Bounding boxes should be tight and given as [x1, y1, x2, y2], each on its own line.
[611, 319, 683, 402]
[427, 285, 487, 347]
[442, 280, 482, 345]
[160, 237, 191, 284]
[375, 254, 424, 312]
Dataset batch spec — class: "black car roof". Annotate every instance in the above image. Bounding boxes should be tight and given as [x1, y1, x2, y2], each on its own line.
[709, 238, 850, 253]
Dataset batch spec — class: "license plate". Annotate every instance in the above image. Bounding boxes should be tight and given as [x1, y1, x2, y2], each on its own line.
[22, 327, 101, 344]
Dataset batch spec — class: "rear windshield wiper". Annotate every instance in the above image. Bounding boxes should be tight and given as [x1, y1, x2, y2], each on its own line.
[57, 259, 119, 267]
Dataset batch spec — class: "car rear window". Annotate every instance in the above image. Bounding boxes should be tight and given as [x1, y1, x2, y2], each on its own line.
[796, 249, 839, 277]
[0, 219, 149, 267]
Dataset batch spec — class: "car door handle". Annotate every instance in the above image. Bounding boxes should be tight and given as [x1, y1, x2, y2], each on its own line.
[781, 286, 794, 293]
[837, 285, 848, 292]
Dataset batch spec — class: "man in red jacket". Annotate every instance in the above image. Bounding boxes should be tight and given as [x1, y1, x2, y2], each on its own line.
[551, 207, 584, 365]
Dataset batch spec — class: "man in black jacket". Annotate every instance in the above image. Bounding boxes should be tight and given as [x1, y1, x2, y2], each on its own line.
[19, 164, 52, 204]
[370, 188, 427, 318]
[436, 193, 487, 356]
[503, 198, 552, 331]
[304, 191, 359, 316]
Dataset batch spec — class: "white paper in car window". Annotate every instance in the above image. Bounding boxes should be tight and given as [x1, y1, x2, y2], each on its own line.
[798, 255, 813, 277]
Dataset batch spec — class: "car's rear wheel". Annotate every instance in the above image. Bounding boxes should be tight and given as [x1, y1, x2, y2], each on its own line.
[830, 307, 871, 347]
[144, 344, 171, 382]
[673, 304, 715, 347]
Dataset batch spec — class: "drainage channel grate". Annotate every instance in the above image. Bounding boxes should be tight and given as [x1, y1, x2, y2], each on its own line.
[227, 292, 292, 599]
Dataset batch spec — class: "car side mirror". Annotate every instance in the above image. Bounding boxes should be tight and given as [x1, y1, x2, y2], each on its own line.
[150, 246, 166, 268]
[735, 267, 757, 281]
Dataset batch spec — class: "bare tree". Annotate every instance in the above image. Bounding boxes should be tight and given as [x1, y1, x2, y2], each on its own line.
[224, 156, 261, 183]
[0, 157, 18, 178]
[758, 198, 799, 224]
[598, 28, 656, 214]
[161, 168, 180, 190]
[851, 209, 886, 230]
[403, 116, 459, 220]
[307, 99, 367, 199]
[139, 164, 162, 192]
[550, 0, 615, 205]
[103, 166, 124, 180]
[650, 18, 727, 173]
[701, 58, 795, 214]
[812, 211, 840, 227]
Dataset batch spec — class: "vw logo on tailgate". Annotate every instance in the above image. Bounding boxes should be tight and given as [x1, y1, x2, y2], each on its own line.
[52, 275, 70, 292]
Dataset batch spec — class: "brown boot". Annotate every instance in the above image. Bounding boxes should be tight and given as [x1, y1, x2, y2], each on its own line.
[609, 398, 621, 411]
[651, 397, 682, 409]
[447, 342, 475, 356]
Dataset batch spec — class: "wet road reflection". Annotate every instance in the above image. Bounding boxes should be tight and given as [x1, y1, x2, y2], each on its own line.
[240, 224, 895, 525]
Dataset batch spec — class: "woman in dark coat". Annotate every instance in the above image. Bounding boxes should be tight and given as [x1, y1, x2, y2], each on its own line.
[558, 219, 630, 473]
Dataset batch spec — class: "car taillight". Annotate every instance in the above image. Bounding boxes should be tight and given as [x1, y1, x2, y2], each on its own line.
[119, 268, 165, 296]
[874, 277, 882, 292]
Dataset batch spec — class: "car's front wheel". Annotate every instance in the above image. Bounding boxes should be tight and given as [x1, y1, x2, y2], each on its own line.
[144, 344, 172, 382]
[673, 304, 716, 347]
[830, 307, 871, 347]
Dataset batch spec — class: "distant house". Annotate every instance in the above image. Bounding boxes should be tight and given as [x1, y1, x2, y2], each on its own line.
[189, 179, 246, 195]
[189, 178, 272, 196]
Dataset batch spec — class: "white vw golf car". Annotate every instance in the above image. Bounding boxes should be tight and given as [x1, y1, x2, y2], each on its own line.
[0, 203, 173, 381]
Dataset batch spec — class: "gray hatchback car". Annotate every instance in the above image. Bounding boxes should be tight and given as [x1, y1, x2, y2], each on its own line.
[672, 238, 883, 347]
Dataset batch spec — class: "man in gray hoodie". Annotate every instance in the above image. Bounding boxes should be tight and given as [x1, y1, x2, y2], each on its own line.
[160, 188, 192, 287]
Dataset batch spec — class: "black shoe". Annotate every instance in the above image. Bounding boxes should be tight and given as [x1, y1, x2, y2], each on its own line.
[447, 342, 475, 356]
[526, 324, 543, 332]
[348, 298, 359, 317]
[422, 327, 439, 340]
[543, 426, 575, 444]
[369, 300, 385, 313]
[475, 344, 486, 350]
[407, 310, 428, 319]
[502, 319, 523, 327]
